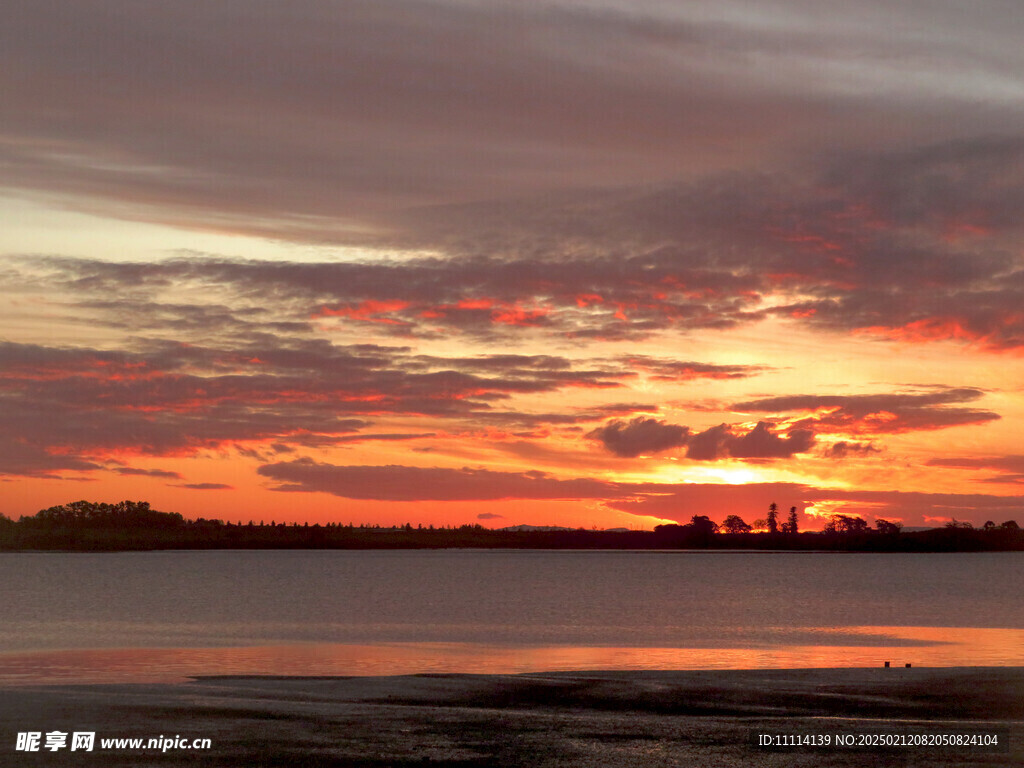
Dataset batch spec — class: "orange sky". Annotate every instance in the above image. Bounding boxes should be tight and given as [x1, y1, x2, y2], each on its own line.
[3, 1, 1024, 531]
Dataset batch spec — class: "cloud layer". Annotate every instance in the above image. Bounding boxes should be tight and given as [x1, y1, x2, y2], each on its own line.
[7, 0, 1023, 242]
[3, 1, 1023, 528]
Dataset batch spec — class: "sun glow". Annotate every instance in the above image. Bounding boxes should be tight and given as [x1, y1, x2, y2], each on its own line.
[682, 466, 761, 485]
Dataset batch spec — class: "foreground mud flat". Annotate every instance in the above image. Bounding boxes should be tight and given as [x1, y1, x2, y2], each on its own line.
[2, 667, 1021, 767]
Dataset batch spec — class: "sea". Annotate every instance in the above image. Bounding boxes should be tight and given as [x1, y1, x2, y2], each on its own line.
[0, 549, 1020, 684]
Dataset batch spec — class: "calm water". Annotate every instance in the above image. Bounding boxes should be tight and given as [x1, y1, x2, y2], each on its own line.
[0, 550, 1020, 683]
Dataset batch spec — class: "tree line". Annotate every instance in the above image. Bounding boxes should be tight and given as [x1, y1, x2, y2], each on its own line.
[0, 499, 1020, 552]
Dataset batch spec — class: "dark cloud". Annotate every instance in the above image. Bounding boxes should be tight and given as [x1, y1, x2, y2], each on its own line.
[0, 337, 648, 475]
[719, 421, 816, 460]
[0, 437, 102, 478]
[589, 417, 814, 461]
[16, 121, 1024, 349]
[10, 1, 1019, 242]
[622, 356, 766, 381]
[402, 138, 1024, 349]
[685, 421, 815, 461]
[583, 403, 660, 417]
[257, 460, 626, 501]
[16, 253, 768, 342]
[927, 456, 1024, 485]
[587, 417, 690, 458]
[255, 458, 1024, 526]
[477, 513, 504, 520]
[17, 131, 1024, 352]
[823, 441, 880, 459]
[333, 433, 436, 444]
[3, 0, 1024, 355]
[732, 388, 1000, 435]
[170, 482, 234, 490]
[114, 467, 184, 479]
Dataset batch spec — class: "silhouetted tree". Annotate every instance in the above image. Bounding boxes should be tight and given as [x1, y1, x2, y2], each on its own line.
[721, 515, 752, 534]
[766, 502, 779, 534]
[22, 500, 183, 529]
[824, 514, 869, 534]
[945, 518, 973, 529]
[783, 506, 798, 534]
[874, 519, 902, 535]
[1001, 520, 1019, 529]
[688, 515, 719, 535]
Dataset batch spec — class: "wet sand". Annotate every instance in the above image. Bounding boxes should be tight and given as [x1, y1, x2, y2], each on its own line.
[2, 667, 1021, 766]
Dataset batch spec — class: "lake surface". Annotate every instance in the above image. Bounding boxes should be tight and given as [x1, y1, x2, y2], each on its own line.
[0, 550, 1020, 683]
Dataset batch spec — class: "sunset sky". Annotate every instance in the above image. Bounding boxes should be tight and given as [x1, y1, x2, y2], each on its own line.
[4, 0, 1024, 530]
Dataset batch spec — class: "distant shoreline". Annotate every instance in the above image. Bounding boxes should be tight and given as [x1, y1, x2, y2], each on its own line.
[4, 524, 1022, 552]
[7, 501, 1021, 552]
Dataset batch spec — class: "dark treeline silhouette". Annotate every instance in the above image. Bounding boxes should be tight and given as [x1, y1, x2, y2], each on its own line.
[1, 500, 1022, 552]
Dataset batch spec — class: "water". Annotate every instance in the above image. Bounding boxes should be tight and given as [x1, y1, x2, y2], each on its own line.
[0, 550, 1020, 683]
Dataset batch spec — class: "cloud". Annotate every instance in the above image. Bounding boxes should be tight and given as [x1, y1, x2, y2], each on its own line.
[587, 417, 690, 458]
[14, 124, 1024, 353]
[257, 460, 626, 501]
[732, 388, 1000, 435]
[5, 0, 1024, 356]
[9, 1, 1022, 243]
[622, 356, 767, 381]
[685, 421, 815, 461]
[0, 437, 102, 478]
[114, 467, 184, 479]
[589, 417, 814, 461]
[14, 253, 768, 342]
[0, 336, 656, 475]
[927, 455, 1024, 485]
[822, 441, 880, 459]
[583, 403, 660, 417]
[477, 512, 504, 520]
[333, 433, 436, 444]
[247, 458, 1024, 528]
[169, 482, 234, 490]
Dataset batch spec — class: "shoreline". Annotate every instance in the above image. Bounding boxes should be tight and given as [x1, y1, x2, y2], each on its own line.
[4, 667, 1021, 766]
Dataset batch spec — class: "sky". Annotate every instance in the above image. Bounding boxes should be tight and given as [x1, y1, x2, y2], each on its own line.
[3, 0, 1024, 531]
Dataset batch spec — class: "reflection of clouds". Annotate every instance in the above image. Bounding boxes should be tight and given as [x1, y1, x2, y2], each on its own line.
[4, 626, 1022, 684]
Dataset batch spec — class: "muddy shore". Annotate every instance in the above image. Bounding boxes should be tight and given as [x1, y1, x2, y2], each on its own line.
[3, 667, 1021, 766]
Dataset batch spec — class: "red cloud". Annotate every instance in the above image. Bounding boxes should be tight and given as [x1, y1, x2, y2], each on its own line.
[314, 300, 411, 325]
